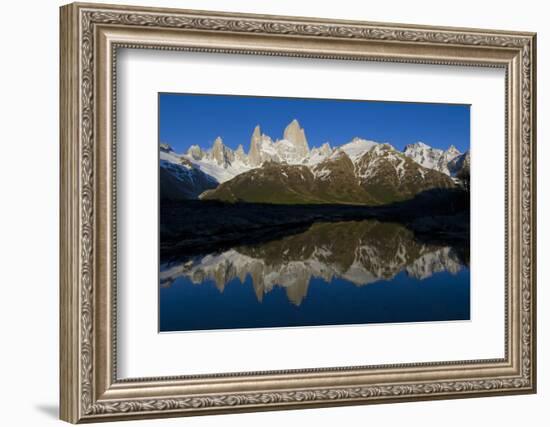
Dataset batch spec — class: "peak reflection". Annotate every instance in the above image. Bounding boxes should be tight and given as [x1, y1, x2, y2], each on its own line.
[160, 220, 466, 306]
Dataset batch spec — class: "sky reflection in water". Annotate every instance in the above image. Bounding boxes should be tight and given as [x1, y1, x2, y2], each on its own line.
[159, 220, 470, 332]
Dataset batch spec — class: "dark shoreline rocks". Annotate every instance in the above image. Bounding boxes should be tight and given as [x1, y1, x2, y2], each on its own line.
[160, 188, 469, 263]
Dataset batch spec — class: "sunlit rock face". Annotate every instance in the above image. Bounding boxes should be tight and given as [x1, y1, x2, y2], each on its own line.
[282, 118, 310, 159]
[160, 220, 466, 306]
[208, 136, 235, 167]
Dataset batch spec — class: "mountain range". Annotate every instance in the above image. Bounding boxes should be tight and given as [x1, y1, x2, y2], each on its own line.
[160, 119, 469, 205]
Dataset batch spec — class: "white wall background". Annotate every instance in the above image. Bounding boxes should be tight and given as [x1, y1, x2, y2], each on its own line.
[0, 0, 545, 426]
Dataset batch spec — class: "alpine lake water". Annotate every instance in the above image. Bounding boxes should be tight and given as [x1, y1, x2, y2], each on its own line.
[159, 219, 470, 332]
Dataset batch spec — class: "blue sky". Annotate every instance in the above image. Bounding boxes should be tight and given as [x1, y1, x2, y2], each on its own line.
[159, 93, 470, 154]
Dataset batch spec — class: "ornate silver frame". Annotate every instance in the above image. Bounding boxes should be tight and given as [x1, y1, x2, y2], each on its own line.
[60, 2, 537, 423]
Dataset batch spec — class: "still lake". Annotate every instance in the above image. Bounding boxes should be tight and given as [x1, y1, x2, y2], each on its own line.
[159, 220, 470, 332]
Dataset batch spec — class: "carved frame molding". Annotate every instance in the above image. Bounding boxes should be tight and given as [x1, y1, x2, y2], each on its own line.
[60, 2, 536, 423]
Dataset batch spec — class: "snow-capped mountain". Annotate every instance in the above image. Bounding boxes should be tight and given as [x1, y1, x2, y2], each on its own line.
[307, 142, 333, 165]
[339, 137, 378, 161]
[159, 220, 465, 305]
[161, 119, 467, 202]
[202, 140, 456, 205]
[354, 143, 456, 203]
[403, 142, 465, 176]
[161, 138, 249, 186]
[159, 144, 218, 200]
[162, 119, 332, 188]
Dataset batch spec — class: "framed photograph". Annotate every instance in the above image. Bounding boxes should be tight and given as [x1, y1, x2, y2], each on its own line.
[60, 2, 537, 423]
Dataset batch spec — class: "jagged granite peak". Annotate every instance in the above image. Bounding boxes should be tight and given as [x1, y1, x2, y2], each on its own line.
[252, 124, 261, 138]
[248, 124, 264, 166]
[209, 136, 235, 168]
[283, 119, 309, 157]
[211, 136, 224, 160]
[234, 144, 247, 163]
[187, 144, 204, 160]
[319, 142, 332, 155]
[248, 125, 279, 166]
[248, 120, 322, 167]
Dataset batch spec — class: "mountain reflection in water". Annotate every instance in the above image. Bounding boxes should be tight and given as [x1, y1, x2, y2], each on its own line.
[159, 220, 469, 331]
